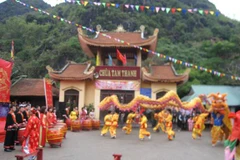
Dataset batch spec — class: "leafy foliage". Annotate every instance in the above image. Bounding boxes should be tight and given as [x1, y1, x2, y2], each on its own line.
[0, 0, 240, 97]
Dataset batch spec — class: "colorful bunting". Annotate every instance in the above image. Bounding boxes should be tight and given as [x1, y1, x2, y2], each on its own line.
[48, 0, 220, 16]
[13, 0, 240, 81]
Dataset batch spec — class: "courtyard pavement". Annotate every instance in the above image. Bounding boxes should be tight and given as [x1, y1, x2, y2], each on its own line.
[0, 128, 224, 160]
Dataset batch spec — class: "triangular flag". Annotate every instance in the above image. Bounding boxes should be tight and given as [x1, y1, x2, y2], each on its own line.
[216, 11, 220, 17]
[193, 8, 198, 12]
[107, 3, 111, 8]
[161, 7, 166, 11]
[135, 5, 139, 11]
[177, 8, 182, 12]
[111, 3, 115, 7]
[171, 8, 176, 13]
[130, 5, 134, 10]
[83, 1, 88, 6]
[150, 6, 155, 12]
[188, 9, 193, 13]
[97, 2, 101, 6]
[210, 11, 214, 15]
[204, 10, 209, 15]
[199, 10, 204, 15]
[102, 2, 106, 7]
[145, 6, 150, 9]
[125, 4, 129, 8]
[155, 7, 160, 13]
[166, 8, 171, 13]
[93, 2, 97, 5]
[182, 9, 187, 14]
[116, 4, 120, 8]
[140, 6, 145, 11]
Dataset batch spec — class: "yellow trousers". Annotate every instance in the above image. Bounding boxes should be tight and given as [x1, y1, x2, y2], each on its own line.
[110, 126, 117, 137]
[153, 122, 165, 132]
[122, 123, 132, 134]
[166, 126, 175, 140]
[192, 128, 202, 139]
[101, 125, 110, 135]
[211, 126, 224, 145]
[139, 128, 150, 139]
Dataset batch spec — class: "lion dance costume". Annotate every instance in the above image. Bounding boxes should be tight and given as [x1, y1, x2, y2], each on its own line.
[139, 115, 151, 140]
[211, 112, 224, 146]
[153, 110, 166, 133]
[192, 113, 208, 139]
[122, 112, 136, 134]
[109, 112, 119, 138]
[224, 111, 240, 160]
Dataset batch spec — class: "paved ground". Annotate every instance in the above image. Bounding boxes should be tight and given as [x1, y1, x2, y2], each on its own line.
[0, 128, 224, 160]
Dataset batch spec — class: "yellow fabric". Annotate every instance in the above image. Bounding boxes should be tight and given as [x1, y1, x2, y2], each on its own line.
[110, 113, 119, 137]
[211, 125, 224, 145]
[101, 114, 112, 135]
[236, 145, 240, 160]
[96, 53, 101, 66]
[164, 114, 175, 140]
[192, 113, 208, 139]
[153, 122, 165, 132]
[69, 111, 78, 121]
[122, 113, 136, 134]
[139, 116, 150, 139]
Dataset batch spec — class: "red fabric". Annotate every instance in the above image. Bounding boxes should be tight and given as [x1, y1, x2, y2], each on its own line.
[116, 49, 127, 65]
[22, 115, 40, 154]
[0, 118, 6, 143]
[44, 78, 53, 108]
[228, 111, 240, 141]
[0, 58, 13, 102]
[47, 112, 54, 127]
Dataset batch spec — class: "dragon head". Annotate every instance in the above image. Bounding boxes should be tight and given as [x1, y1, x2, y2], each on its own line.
[208, 93, 228, 113]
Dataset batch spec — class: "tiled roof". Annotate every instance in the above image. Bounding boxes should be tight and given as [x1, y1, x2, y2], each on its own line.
[48, 61, 95, 81]
[181, 85, 240, 106]
[141, 63, 189, 85]
[11, 79, 59, 97]
[78, 27, 158, 57]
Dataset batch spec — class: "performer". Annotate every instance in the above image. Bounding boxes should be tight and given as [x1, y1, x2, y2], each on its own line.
[52, 108, 57, 124]
[62, 106, 70, 122]
[15, 106, 25, 145]
[211, 112, 224, 146]
[164, 109, 175, 141]
[192, 112, 209, 139]
[122, 111, 136, 134]
[101, 111, 112, 136]
[89, 109, 95, 119]
[139, 113, 151, 140]
[47, 107, 54, 127]
[153, 110, 166, 133]
[4, 106, 18, 152]
[69, 107, 78, 121]
[22, 108, 40, 158]
[39, 106, 47, 147]
[110, 110, 119, 139]
[80, 107, 87, 123]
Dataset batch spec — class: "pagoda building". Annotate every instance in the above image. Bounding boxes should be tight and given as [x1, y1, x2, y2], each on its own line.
[47, 25, 189, 120]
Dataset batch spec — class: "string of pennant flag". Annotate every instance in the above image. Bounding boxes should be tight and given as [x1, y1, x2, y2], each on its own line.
[13, 0, 240, 81]
[55, 0, 220, 16]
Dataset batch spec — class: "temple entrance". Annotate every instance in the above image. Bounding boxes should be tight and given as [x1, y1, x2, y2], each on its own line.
[100, 90, 134, 121]
[64, 89, 79, 112]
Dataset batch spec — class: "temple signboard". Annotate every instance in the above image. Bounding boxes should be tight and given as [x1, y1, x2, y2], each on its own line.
[94, 66, 140, 80]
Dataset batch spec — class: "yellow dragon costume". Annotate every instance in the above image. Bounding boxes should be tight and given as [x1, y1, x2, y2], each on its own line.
[122, 112, 136, 134]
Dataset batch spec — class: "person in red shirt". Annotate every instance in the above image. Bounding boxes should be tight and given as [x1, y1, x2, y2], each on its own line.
[47, 108, 54, 127]
[22, 107, 40, 156]
[39, 106, 47, 147]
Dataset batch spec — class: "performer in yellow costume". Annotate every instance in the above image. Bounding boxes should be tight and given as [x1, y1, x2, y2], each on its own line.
[110, 110, 119, 139]
[101, 111, 112, 136]
[192, 112, 209, 139]
[153, 110, 166, 133]
[164, 109, 175, 141]
[122, 111, 136, 134]
[69, 108, 78, 121]
[211, 112, 224, 146]
[139, 114, 151, 140]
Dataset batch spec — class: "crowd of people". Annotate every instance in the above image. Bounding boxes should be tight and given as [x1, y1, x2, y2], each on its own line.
[3, 102, 59, 159]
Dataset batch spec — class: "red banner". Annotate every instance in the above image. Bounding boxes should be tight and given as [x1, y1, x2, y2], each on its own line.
[0, 59, 13, 102]
[43, 78, 53, 108]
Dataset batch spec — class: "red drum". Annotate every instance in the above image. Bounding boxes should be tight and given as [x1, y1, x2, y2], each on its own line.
[66, 119, 71, 130]
[56, 123, 67, 138]
[47, 128, 64, 147]
[71, 120, 81, 132]
[82, 119, 92, 131]
[92, 120, 100, 130]
[18, 128, 26, 145]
